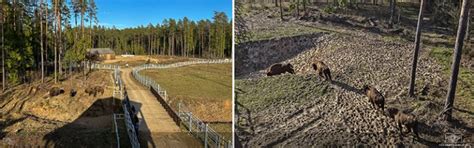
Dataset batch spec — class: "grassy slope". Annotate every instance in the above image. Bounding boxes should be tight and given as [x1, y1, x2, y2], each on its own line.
[236, 75, 330, 113]
[429, 47, 474, 119]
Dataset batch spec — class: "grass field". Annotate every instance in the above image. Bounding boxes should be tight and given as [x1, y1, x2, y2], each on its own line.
[140, 63, 232, 137]
[141, 63, 232, 102]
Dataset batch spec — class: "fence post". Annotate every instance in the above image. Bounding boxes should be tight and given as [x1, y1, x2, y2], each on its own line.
[216, 134, 220, 147]
[205, 124, 208, 148]
[189, 112, 192, 133]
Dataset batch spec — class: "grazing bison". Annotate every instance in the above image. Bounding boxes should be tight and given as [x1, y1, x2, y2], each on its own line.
[85, 86, 104, 97]
[362, 85, 385, 112]
[49, 87, 65, 97]
[312, 60, 332, 82]
[385, 107, 419, 138]
[266, 63, 295, 76]
[70, 89, 77, 97]
[85, 87, 96, 96]
[94, 86, 104, 96]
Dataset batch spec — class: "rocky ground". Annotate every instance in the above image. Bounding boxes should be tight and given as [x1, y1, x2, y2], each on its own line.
[235, 5, 473, 147]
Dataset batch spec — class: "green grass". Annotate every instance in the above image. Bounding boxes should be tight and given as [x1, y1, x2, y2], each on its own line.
[429, 47, 474, 118]
[141, 63, 232, 101]
[249, 24, 331, 42]
[236, 75, 330, 112]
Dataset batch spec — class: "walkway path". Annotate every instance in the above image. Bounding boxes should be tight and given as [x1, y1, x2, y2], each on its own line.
[121, 67, 200, 147]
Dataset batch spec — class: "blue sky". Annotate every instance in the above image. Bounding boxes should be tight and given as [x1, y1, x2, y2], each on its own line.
[92, 0, 232, 29]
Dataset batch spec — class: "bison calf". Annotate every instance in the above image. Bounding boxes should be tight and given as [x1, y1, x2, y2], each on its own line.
[362, 85, 385, 112]
[266, 63, 295, 76]
[49, 87, 65, 97]
[312, 60, 332, 82]
[385, 107, 419, 138]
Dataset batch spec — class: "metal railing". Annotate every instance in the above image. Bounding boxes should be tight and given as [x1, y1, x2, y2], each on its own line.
[92, 64, 140, 148]
[131, 59, 232, 148]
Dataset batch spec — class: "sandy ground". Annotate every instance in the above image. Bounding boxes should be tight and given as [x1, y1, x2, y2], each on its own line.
[0, 70, 121, 147]
[121, 67, 201, 147]
[235, 6, 473, 147]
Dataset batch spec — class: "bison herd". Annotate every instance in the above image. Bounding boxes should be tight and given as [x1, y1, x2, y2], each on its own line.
[266, 60, 419, 139]
[46, 85, 105, 98]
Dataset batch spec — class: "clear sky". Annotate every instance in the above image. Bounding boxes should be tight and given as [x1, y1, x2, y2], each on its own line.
[94, 0, 232, 29]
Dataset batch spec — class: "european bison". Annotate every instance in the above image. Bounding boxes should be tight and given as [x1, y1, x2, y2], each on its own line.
[362, 85, 385, 112]
[70, 89, 77, 97]
[312, 60, 332, 82]
[85, 86, 104, 97]
[49, 87, 65, 97]
[266, 63, 295, 76]
[385, 107, 419, 138]
[50, 87, 65, 97]
[94, 86, 104, 96]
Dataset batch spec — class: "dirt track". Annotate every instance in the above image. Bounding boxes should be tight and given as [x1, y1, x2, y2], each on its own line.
[121, 68, 200, 147]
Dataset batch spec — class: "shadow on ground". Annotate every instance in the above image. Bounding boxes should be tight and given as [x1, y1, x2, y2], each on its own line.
[42, 97, 142, 147]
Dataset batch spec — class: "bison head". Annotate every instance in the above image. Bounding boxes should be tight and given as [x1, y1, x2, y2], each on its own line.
[285, 64, 295, 74]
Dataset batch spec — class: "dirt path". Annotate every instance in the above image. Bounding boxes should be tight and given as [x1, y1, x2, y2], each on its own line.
[121, 68, 200, 147]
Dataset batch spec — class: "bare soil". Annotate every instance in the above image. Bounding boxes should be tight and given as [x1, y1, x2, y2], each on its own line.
[0, 70, 123, 147]
[235, 5, 474, 147]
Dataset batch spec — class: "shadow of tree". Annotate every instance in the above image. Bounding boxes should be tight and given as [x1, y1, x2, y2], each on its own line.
[331, 80, 363, 95]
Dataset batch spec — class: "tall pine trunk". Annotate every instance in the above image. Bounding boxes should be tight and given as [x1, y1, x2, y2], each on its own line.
[389, 0, 396, 27]
[280, 0, 284, 20]
[2, 14, 5, 91]
[40, 0, 44, 83]
[442, 0, 471, 121]
[409, 0, 425, 97]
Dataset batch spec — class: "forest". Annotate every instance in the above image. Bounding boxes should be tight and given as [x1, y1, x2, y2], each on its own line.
[0, 0, 232, 90]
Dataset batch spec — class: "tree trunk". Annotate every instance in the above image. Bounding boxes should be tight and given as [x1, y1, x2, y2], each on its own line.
[296, 0, 300, 17]
[442, 0, 471, 121]
[54, 0, 58, 83]
[58, 9, 62, 77]
[2, 15, 5, 91]
[389, 0, 396, 27]
[280, 0, 284, 20]
[45, 2, 48, 76]
[408, 0, 425, 97]
[90, 16, 93, 48]
[40, 0, 44, 83]
[275, 0, 279, 7]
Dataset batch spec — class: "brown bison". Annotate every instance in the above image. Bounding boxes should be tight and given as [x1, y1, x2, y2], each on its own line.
[362, 85, 385, 112]
[49, 87, 65, 97]
[85, 86, 104, 97]
[266, 63, 295, 76]
[385, 107, 419, 138]
[312, 60, 332, 82]
[94, 86, 105, 96]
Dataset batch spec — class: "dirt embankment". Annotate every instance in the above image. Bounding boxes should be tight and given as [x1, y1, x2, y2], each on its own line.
[236, 24, 473, 147]
[236, 33, 328, 78]
[0, 70, 121, 147]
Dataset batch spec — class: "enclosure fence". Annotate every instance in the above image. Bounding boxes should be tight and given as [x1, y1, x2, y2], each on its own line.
[131, 59, 232, 148]
[92, 64, 140, 148]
